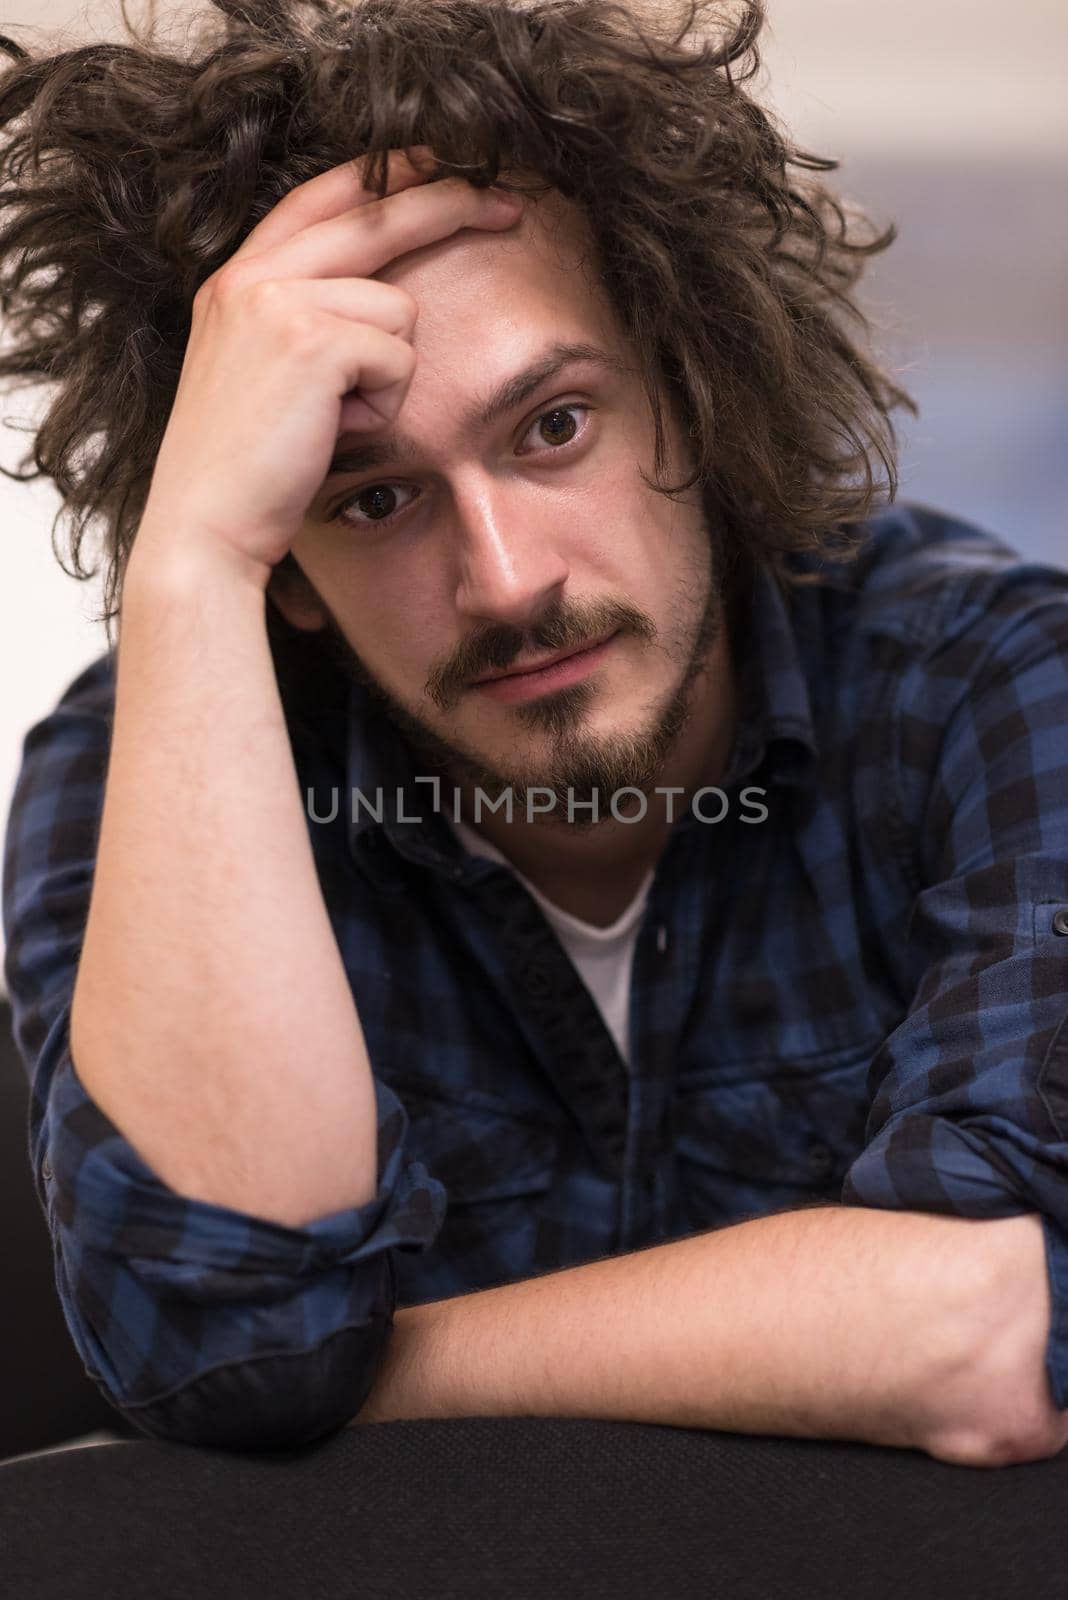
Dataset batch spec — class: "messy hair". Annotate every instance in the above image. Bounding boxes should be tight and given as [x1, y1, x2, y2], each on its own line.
[0, 0, 914, 640]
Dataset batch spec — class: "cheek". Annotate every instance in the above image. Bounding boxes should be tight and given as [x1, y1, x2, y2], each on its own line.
[555, 453, 662, 563]
[337, 556, 453, 683]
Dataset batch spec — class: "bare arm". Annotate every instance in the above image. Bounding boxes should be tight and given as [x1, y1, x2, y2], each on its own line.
[70, 537, 381, 1228]
[353, 1206, 1068, 1468]
[68, 155, 522, 1230]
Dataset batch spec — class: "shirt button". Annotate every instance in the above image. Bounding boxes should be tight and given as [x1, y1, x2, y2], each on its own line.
[1052, 908, 1068, 936]
[42, 1157, 53, 1181]
[522, 964, 554, 998]
[807, 1142, 834, 1177]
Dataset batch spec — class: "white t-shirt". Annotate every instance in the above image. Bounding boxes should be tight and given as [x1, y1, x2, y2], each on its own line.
[447, 817, 655, 1069]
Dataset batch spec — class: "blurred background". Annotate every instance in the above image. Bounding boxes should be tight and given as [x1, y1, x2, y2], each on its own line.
[1, 0, 1066, 986]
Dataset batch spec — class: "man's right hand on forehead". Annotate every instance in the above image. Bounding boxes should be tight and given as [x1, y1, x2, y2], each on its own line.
[132, 149, 522, 585]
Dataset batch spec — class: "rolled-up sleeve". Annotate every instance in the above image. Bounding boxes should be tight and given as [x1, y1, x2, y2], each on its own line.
[2, 654, 446, 1451]
[842, 568, 1068, 1407]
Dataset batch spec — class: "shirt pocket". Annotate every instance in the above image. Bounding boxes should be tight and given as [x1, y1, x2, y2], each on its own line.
[669, 1041, 878, 1232]
[389, 1082, 557, 1302]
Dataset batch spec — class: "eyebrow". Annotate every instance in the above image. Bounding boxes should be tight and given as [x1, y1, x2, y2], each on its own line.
[324, 341, 623, 479]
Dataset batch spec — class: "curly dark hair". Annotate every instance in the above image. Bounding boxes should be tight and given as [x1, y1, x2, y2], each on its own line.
[0, 0, 914, 641]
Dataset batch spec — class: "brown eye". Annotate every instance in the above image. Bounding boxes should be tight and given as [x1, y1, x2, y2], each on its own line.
[334, 482, 419, 529]
[517, 404, 592, 458]
[354, 485, 399, 520]
[538, 408, 579, 446]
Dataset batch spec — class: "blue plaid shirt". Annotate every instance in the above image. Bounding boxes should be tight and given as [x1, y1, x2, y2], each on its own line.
[5, 502, 1068, 1451]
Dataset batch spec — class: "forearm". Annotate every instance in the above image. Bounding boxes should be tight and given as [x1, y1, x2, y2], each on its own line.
[355, 1206, 1059, 1463]
[70, 530, 378, 1228]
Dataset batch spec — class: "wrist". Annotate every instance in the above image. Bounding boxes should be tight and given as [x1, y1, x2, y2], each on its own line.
[125, 515, 276, 603]
[120, 539, 272, 636]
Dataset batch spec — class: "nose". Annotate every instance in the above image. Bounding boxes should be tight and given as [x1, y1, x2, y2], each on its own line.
[451, 476, 570, 628]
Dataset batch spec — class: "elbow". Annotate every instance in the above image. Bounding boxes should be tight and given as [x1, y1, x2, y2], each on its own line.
[114, 1312, 395, 1453]
[37, 1044, 441, 1452]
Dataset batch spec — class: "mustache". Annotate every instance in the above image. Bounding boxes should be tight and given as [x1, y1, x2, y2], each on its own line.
[424, 598, 656, 710]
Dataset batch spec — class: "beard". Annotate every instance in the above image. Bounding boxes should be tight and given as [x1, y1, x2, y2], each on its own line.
[313, 521, 726, 834]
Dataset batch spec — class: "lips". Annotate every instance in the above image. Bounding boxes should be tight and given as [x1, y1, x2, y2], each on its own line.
[471, 633, 615, 685]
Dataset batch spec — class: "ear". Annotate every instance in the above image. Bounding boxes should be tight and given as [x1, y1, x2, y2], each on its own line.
[267, 554, 328, 632]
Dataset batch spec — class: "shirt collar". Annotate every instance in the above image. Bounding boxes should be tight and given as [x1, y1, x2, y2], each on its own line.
[342, 558, 820, 883]
[343, 688, 464, 886]
[715, 559, 820, 795]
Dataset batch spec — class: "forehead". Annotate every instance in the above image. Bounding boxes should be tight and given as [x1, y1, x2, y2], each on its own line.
[375, 188, 623, 362]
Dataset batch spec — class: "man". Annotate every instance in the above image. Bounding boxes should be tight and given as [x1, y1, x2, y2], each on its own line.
[2, 0, 1067, 1468]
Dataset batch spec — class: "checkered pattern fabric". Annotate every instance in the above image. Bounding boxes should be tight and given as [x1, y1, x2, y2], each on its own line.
[5, 502, 1068, 1450]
